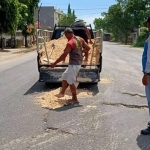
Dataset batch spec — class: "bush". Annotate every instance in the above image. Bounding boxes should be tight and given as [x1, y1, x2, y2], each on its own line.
[134, 27, 149, 47]
[110, 33, 117, 42]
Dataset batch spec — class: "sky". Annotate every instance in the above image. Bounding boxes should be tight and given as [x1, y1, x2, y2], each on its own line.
[40, 0, 117, 27]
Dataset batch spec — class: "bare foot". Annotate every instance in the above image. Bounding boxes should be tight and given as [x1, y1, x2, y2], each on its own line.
[55, 93, 64, 98]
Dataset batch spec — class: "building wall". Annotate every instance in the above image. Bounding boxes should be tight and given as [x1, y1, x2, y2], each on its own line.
[54, 9, 64, 25]
[35, 6, 64, 29]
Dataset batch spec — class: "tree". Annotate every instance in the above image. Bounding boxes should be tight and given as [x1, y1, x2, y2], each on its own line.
[58, 4, 76, 26]
[58, 14, 76, 26]
[93, 0, 150, 44]
[125, 0, 150, 27]
[93, 18, 105, 30]
[67, 3, 71, 14]
[0, 0, 19, 49]
[94, 4, 134, 43]
[0, 0, 19, 34]
[73, 10, 75, 17]
[18, 0, 40, 47]
[18, 2, 28, 31]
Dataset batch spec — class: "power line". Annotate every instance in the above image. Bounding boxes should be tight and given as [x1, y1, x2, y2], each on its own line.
[41, 3, 111, 6]
[40, 7, 109, 11]
[77, 12, 102, 16]
[60, 8, 108, 10]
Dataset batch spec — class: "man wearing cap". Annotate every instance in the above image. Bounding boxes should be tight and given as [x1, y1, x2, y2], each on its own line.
[141, 16, 150, 135]
[50, 28, 90, 106]
[71, 20, 93, 44]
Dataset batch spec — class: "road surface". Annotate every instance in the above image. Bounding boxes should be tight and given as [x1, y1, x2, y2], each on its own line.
[0, 42, 149, 150]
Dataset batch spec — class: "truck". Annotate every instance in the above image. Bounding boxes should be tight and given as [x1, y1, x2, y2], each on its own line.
[36, 24, 103, 84]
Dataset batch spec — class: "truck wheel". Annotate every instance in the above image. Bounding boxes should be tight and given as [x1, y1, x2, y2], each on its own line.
[99, 55, 102, 73]
[37, 55, 40, 72]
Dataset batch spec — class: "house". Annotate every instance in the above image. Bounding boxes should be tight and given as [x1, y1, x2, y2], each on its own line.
[35, 6, 64, 29]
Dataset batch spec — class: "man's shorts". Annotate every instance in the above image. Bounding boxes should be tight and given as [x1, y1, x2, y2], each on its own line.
[62, 65, 81, 85]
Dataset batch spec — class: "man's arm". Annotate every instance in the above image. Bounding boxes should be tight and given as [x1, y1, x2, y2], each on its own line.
[142, 41, 149, 86]
[145, 42, 150, 73]
[82, 39, 90, 61]
[51, 44, 71, 68]
[85, 27, 93, 44]
[142, 42, 148, 73]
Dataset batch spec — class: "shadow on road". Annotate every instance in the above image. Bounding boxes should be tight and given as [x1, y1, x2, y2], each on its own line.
[24, 82, 99, 96]
[136, 134, 150, 150]
[50, 104, 83, 112]
[0, 49, 10, 52]
[24, 81, 61, 95]
[78, 83, 99, 96]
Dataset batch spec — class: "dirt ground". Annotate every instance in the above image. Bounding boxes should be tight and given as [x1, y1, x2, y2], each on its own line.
[36, 86, 93, 110]
[0, 46, 36, 63]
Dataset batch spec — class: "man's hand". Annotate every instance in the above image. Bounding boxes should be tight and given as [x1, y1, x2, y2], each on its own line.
[50, 63, 56, 68]
[142, 74, 149, 86]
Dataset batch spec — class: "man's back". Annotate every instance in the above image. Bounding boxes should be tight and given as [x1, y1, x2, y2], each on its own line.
[68, 36, 83, 65]
[71, 21, 86, 28]
[71, 21, 88, 43]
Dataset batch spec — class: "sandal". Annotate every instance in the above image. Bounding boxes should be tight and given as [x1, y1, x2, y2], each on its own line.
[64, 101, 81, 106]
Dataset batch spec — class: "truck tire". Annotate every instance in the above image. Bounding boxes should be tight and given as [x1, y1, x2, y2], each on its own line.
[37, 54, 41, 72]
[99, 54, 102, 73]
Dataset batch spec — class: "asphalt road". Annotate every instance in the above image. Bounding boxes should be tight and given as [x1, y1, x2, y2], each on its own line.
[0, 42, 149, 150]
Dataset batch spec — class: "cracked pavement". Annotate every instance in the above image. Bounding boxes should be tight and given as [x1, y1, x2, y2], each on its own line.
[0, 42, 150, 150]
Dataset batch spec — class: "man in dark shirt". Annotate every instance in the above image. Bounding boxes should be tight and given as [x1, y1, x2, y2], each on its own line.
[51, 28, 90, 105]
[71, 20, 93, 44]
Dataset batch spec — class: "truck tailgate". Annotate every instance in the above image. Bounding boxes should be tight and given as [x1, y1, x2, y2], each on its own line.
[39, 67, 100, 83]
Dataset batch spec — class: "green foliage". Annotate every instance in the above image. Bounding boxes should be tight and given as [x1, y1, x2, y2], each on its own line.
[72, 10, 75, 18]
[18, 0, 40, 35]
[58, 14, 76, 26]
[0, 0, 39, 35]
[94, 0, 150, 45]
[58, 4, 76, 26]
[93, 18, 104, 30]
[18, 3, 28, 29]
[125, 0, 149, 28]
[133, 27, 149, 47]
[0, 0, 19, 34]
[67, 3, 71, 14]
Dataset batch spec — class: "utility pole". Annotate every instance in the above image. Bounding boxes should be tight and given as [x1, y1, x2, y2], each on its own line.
[38, 3, 42, 29]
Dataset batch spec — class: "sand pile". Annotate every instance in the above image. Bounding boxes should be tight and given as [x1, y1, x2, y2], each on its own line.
[39, 36, 100, 65]
[37, 87, 93, 109]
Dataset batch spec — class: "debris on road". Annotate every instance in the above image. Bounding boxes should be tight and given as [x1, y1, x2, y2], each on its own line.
[37, 87, 93, 109]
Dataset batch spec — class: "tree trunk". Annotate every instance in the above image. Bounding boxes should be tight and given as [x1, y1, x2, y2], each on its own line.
[125, 34, 128, 45]
[10, 34, 15, 48]
[25, 34, 28, 47]
[1, 33, 4, 50]
[14, 33, 16, 48]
